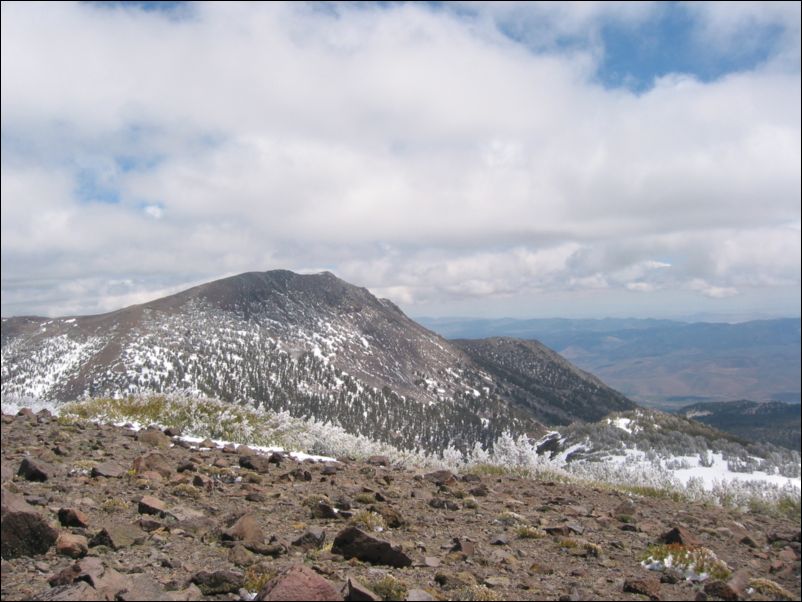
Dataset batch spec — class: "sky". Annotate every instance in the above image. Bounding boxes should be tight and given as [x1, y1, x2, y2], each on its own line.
[1, 1, 800, 320]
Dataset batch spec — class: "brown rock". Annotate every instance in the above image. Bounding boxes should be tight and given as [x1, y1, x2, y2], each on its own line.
[342, 576, 382, 601]
[132, 452, 173, 478]
[191, 570, 244, 595]
[222, 513, 264, 544]
[450, 538, 476, 556]
[240, 454, 272, 473]
[257, 564, 343, 601]
[292, 527, 326, 549]
[91, 461, 125, 478]
[331, 526, 412, 567]
[56, 533, 88, 558]
[33, 582, 104, 601]
[661, 526, 700, 547]
[58, 508, 89, 528]
[623, 577, 661, 600]
[423, 470, 457, 486]
[89, 524, 145, 550]
[406, 589, 436, 601]
[137, 429, 171, 448]
[367, 455, 390, 466]
[1, 489, 58, 559]
[18, 457, 53, 482]
[137, 495, 167, 515]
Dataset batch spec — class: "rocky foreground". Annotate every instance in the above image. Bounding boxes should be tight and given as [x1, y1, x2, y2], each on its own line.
[1, 409, 799, 601]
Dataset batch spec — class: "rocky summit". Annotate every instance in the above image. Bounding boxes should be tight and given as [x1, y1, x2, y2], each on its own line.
[2, 409, 800, 601]
[1, 270, 635, 453]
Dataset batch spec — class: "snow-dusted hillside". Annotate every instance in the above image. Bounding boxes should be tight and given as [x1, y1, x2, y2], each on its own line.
[2, 270, 632, 452]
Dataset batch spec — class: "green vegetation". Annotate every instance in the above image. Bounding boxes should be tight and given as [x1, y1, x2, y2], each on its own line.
[368, 575, 408, 601]
[516, 525, 546, 539]
[748, 578, 796, 601]
[349, 510, 386, 532]
[643, 543, 730, 580]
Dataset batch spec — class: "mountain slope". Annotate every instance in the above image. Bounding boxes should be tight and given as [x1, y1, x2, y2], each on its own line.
[2, 270, 635, 452]
[454, 338, 636, 425]
[677, 400, 802, 451]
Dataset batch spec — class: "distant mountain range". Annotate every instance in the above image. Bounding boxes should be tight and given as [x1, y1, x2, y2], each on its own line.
[1, 270, 635, 452]
[677, 400, 801, 451]
[419, 317, 801, 408]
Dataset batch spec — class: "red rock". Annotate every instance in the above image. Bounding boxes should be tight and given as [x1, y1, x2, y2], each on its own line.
[91, 461, 125, 478]
[18, 457, 53, 482]
[342, 576, 381, 601]
[222, 513, 264, 544]
[58, 508, 89, 528]
[56, 533, 88, 558]
[331, 526, 412, 567]
[257, 564, 343, 601]
[660, 526, 700, 547]
[132, 452, 173, 478]
[1, 489, 58, 559]
[137, 495, 167, 515]
[623, 576, 661, 600]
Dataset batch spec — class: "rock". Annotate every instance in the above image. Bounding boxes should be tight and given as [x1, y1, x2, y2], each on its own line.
[469, 483, 489, 497]
[450, 538, 475, 556]
[58, 508, 89, 528]
[33, 582, 104, 601]
[137, 495, 167, 515]
[292, 527, 326, 549]
[661, 526, 700, 547]
[703, 570, 749, 601]
[623, 577, 661, 600]
[18, 457, 53, 482]
[176, 461, 196, 473]
[256, 564, 343, 601]
[322, 464, 338, 475]
[163, 426, 183, 437]
[371, 505, 405, 528]
[191, 570, 244, 595]
[367, 455, 390, 466]
[1, 489, 58, 558]
[228, 544, 255, 567]
[311, 501, 340, 519]
[239, 454, 272, 473]
[164, 505, 204, 523]
[544, 524, 584, 537]
[424, 556, 440, 567]
[484, 576, 511, 588]
[138, 518, 162, 532]
[56, 533, 88, 558]
[423, 470, 457, 486]
[728, 522, 760, 548]
[222, 513, 264, 544]
[137, 429, 171, 448]
[117, 574, 187, 601]
[490, 533, 509, 546]
[197, 438, 217, 448]
[406, 589, 436, 601]
[132, 453, 173, 478]
[428, 498, 459, 510]
[435, 571, 476, 590]
[246, 491, 267, 502]
[89, 524, 144, 550]
[331, 526, 412, 567]
[90, 461, 125, 478]
[343, 576, 382, 601]
[268, 452, 285, 464]
[1, 462, 14, 484]
[244, 541, 287, 557]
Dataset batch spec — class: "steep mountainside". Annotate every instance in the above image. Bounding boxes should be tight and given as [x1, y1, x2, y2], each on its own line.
[1, 270, 634, 452]
[677, 400, 802, 451]
[454, 338, 635, 425]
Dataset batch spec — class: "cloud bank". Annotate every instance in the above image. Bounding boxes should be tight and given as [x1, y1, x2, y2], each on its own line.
[1, 1, 800, 318]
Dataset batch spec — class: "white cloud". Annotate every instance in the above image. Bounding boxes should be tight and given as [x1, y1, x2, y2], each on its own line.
[1, 1, 799, 318]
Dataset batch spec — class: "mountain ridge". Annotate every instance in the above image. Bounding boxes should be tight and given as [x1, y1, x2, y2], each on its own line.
[1, 270, 636, 452]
